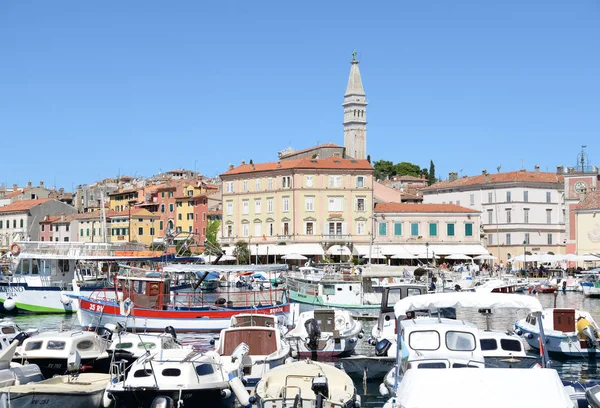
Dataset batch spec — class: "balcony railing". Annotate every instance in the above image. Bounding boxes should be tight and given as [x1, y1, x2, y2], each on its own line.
[275, 235, 293, 243]
[321, 234, 353, 242]
[219, 237, 235, 245]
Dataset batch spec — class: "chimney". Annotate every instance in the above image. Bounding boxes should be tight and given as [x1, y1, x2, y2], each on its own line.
[59, 188, 64, 194]
[40, 181, 44, 188]
[12, 184, 17, 191]
[60, 213, 65, 222]
[534, 165, 540, 172]
[449, 172, 458, 182]
[482, 170, 488, 176]
[557, 165, 564, 174]
[277, 161, 282, 168]
[228, 164, 234, 170]
[27, 181, 32, 188]
[241, 160, 246, 166]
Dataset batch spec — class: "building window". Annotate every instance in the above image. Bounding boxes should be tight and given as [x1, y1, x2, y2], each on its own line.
[506, 233, 511, 245]
[357, 221, 365, 235]
[176, 202, 182, 208]
[254, 222, 262, 237]
[547, 233, 552, 245]
[20, 219, 23, 228]
[255, 199, 261, 214]
[86, 228, 90, 237]
[447, 223, 455, 237]
[356, 176, 365, 188]
[225, 182, 234, 193]
[268, 178, 273, 190]
[41, 224, 45, 232]
[328, 197, 343, 212]
[159, 221, 164, 230]
[305, 197, 314, 212]
[226, 201, 233, 216]
[429, 223, 437, 237]
[187, 213, 194, 220]
[329, 222, 342, 235]
[524, 209, 529, 224]
[506, 191, 511, 202]
[488, 210, 493, 224]
[305, 176, 313, 187]
[378, 222, 387, 236]
[411, 223, 419, 236]
[150, 227, 155, 235]
[227, 225, 233, 237]
[243, 180, 248, 192]
[242, 223, 249, 237]
[169, 203, 174, 212]
[306, 222, 314, 235]
[394, 222, 402, 236]
[282, 176, 292, 189]
[255, 179, 260, 191]
[242, 200, 249, 215]
[465, 223, 473, 237]
[328, 176, 342, 188]
[356, 198, 365, 211]
[546, 209, 552, 224]
[160, 204, 165, 213]
[524, 191, 529, 202]
[282, 222, 290, 236]
[469, 194, 474, 206]
[66, 225, 69, 232]
[178, 214, 182, 221]
[137, 227, 143, 236]
[283, 197, 290, 212]
[524, 232, 530, 244]
[506, 209, 512, 223]
[267, 198, 273, 213]
[546, 192, 551, 203]
[268, 222, 274, 236]
[488, 234, 493, 245]
[488, 192, 493, 203]
[161, 192, 165, 198]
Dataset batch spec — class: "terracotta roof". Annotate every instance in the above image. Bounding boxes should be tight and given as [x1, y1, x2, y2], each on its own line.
[222, 156, 372, 176]
[40, 216, 61, 224]
[279, 143, 343, 159]
[5, 188, 26, 198]
[401, 193, 423, 201]
[375, 203, 479, 214]
[423, 170, 563, 191]
[574, 191, 600, 211]
[0, 199, 51, 213]
[109, 208, 157, 218]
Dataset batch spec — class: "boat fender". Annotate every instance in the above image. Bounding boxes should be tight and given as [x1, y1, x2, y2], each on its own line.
[290, 350, 298, 359]
[3, 298, 16, 312]
[524, 333, 533, 340]
[220, 389, 232, 399]
[379, 383, 389, 397]
[60, 294, 72, 305]
[355, 394, 362, 408]
[149, 396, 174, 408]
[102, 389, 113, 408]
[358, 330, 364, 339]
[228, 372, 251, 407]
[349, 337, 357, 343]
[514, 328, 523, 336]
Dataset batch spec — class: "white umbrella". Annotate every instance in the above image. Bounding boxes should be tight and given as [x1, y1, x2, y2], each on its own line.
[362, 253, 387, 259]
[473, 254, 497, 261]
[391, 253, 419, 259]
[326, 245, 352, 256]
[446, 254, 472, 260]
[281, 253, 308, 260]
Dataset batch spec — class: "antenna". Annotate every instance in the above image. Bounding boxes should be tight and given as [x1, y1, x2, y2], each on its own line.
[497, 165, 501, 173]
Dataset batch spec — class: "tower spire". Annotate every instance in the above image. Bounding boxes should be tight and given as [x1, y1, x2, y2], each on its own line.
[343, 51, 367, 160]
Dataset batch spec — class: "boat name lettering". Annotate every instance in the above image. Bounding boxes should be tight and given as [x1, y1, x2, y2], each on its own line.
[30, 399, 50, 405]
[88, 304, 104, 313]
[268, 307, 283, 314]
[0, 286, 24, 293]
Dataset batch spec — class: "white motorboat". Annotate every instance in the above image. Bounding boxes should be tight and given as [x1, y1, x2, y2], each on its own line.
[285, 309, 363, 359]
[0, 341, 43, 388]
[215, 314, 291, 387]
[106, 346, 251, 408]
[478, 329, 536, 368]
[13, 327, 113, 378]
[515, 308, 600, 358]
[382, 368, 575, 408]
[581, 270, 600, 297]
[253, 359, 361, 408]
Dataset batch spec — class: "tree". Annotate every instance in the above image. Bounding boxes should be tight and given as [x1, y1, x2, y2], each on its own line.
[249, 159, 253, 165]
[205, 219, 222, 256]
[233, 240, 251, 264]
[395, 162, 422, 178]
[428, 160, 436, 186]
[367, 154, 371, 164]
[373, 160, 396, 180]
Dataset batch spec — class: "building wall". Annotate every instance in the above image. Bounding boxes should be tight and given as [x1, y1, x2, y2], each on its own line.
[29, 201, 77, 243]
[575, 211, 600, 254]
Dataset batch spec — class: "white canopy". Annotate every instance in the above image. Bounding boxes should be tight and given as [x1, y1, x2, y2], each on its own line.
[473, 254, 497, 260]
[362, 253, 387, 259]
[281, 253, 307, 260]
[393, 292, 543, 318]
[395, 368, 573, 408]
[445, 254, 472, 260]
[391, 253, 419, 259]
[326, 245, 352, 256]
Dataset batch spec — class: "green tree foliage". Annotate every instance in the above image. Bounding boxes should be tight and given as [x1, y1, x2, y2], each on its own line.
[373, 160, 396, 180]
[428, 160, 436, 186]
[205, 220, 222, 256]
[395, 162, 422, 177]
[233, 240, 251, 264]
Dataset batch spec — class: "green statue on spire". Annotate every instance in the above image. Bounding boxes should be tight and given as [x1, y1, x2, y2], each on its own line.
[352, 49, 357, 61]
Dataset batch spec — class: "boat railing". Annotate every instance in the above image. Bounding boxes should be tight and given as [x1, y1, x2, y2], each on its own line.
[16, 241, 146, 258]
[164, 288, 287, 310]
[286, 270, 363, 282]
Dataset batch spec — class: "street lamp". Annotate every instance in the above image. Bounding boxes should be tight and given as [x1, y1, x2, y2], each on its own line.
[256, 244, 259, 265]
[128, 200, 136, 242]
[523, 240, 527, 273]
[426, 242, 430, 266]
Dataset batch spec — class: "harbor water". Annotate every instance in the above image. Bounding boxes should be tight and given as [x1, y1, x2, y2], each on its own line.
[4, 290, 600, 407]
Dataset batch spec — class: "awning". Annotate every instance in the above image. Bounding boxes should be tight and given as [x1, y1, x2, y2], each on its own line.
[357, 243, 489, 257]
[326, 244, 352, 256]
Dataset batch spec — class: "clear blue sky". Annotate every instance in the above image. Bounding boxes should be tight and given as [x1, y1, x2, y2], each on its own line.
[1, 0, 598, 190]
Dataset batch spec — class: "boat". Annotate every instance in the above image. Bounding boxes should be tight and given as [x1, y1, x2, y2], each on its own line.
[0, 372, 112, 408]
[199, 272, 219, 292]
[13, 327, 113, 378]
[515, 308, 600, 357]
[382, 368, 575, 408]
[285, 309, 363, 359]
[0, 340, 44, 388]
[285, 265, 382, 315]
[106, 346, 250, 408]
[528, 279, 558, 294]
[215, 314, 291, 387]
[77, 264, 292, 332]
[581, 270, 600, 298]
[478, 329, 536, 368]
[0, 241, 173, 314]
[253, 359, 361, 408]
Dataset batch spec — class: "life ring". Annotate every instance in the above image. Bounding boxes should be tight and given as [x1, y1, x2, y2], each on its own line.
[10, 243, 20, 256]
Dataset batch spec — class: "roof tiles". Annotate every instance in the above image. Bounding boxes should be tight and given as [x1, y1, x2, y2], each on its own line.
[222, 156, 372, 176]
[0, 199, 51, 213]
[375, 203, 479, 214]
[423, 170, 563, 191]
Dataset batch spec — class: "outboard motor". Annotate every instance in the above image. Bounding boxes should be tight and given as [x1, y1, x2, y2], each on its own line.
[587, 385, 600, 408]
[96, 326, 114, 341]
[150, 396, 174, 408]
[164, 325, 177, 340]
[304, 318, 321, 350]
[11, 331, 30, 346]
[583, 325, 599, 348]
[375, 339, 392, 357]
[311, 374, 329, 408]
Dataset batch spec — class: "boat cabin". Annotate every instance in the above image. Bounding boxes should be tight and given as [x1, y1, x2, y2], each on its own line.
[118, 273, 171, 310]
[374, 283, 429, 339]
[230, 314, 279, 328]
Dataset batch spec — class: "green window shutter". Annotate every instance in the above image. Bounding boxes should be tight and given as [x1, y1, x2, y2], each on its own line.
[394, 222, 402, 236]
[447, 223, 455, 236]
[411, 223, 419, 236]
[378, 222, 387, 236]
[465, 223, 473, 236]
[429, 223, 437, 236]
